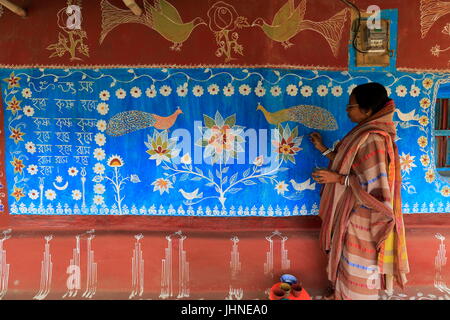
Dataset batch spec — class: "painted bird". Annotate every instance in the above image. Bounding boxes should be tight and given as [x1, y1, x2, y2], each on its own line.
[179, 188, 203, 200]
[106, 108, 183, 136]
[393, 108, 420, 122]
[289, 178, 316, 192]
[100, 0, 206, 51]
[257, 103, 338, 131]
[420, 0, 450, 38]
[251, 0, 348, 56]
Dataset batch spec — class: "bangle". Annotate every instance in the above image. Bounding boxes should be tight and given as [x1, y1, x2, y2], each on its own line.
[322, 148, 332, 156]
[344, 175, 349, 187]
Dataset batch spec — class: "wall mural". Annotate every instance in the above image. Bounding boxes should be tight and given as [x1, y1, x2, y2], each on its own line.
[1, 67, 450, 216]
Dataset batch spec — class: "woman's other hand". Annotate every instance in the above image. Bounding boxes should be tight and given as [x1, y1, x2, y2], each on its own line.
[309, 132, 327, 153]
[312, 169, 343, 184]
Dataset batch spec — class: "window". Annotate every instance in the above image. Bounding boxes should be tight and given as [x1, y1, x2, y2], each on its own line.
[435, 92, 450, 176]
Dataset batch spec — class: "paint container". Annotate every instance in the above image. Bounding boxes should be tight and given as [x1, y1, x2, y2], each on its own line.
[291, 283, 303, 297]
[272, 288, 287, 300]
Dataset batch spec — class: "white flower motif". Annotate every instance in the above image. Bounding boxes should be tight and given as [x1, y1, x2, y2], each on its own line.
[93, 148, 106, 161]
[207, 84, 219, 95]
[160, 85, 172, 96]
[253, 155, 264, 167]
[45, 189, 56, 201]
[396, 85, 407, 97]
[72, 189, 82, 200]
[28, 189, 39, 200]
[286, 84, 298, 96]
[68, 167, 78, 176]
[27, 164, 38, 175]
[23, 105, 35, 117]
[410, 85, 421, 97]
[223, 84, 235, 96]
[180, 154, 192, 165]
[239, 84, 251, 96]
[331, 86, 343, 97]
[317, 85, 329, 97]
[300, 85, 313, 97]
[399, 152, 417, 174]
[146, 85, 157, 98]
[21, 88, 32, 98]
[115, 88, 127, 99]
[25, 141, 36, 154]
[99, 90, 110, 101]
[192, 85, 204, 97]
[177, 83, 188, 97]
[275, 181, 289, 195]
[152, 178, 173, 195]
[255, 86, 266, 97]
[347, 84, 357, 95]
[97, 102, 109, 116]
[270, 86, 282, 97]
[93, 163, 105, 175]
[95, 133, 106, 146]
[97, 120, 107, 132]
[93, 195, 104, 205]
[94, 184, 106, 194]
[55, 176, 63, 183]
[130, 87, 142, 98]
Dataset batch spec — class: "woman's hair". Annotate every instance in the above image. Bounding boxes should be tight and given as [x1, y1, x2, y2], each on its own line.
[351, 82, 391, 114]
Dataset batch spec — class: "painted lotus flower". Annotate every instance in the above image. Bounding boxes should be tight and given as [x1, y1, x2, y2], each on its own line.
[399, 152, 416, 174]
[6, 96, 22, 115]
[197, 111, 244, 164]
[9, 127, 25, 144]
[11, 187, 25, 201]
[272, 124, 303, 164]
[107, 155, 124, 167]
[145, 130, 180, 165]
[11, 157, 25, 174]
[152, 178, 173, 195]
[3, 72, 21, 89]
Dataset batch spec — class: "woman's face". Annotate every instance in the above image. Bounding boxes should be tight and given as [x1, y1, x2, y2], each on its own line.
[346, 94, 372, 123]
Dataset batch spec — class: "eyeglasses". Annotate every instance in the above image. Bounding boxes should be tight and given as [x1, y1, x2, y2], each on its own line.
[346, 103, 359, 110]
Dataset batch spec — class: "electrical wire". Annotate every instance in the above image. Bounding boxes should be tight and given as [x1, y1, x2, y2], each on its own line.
[339, 0, 370, 54]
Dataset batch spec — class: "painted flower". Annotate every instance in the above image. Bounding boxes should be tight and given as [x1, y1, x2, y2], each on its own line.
[151, 178, 173, 195]
[130, 87, 142, 98]
[9, 127, 25, 144]
[417, 136, 428, 148]
[21, 88, 32, 98]
[425, 169, 435, 183]
[399, 152, 417, 174]
[223, 84, 235, 97]
[272, 124, 303, 164]
[419, 115, 429, 126]
[96, 120, 107, 132]
[3, 72, 21, 89]
[97, 102, 109, 116]
[45, 189, 56, 201]
[420, 154, 430, 167]
[28, 189, 40, 200]
[93, 148, 106, 161]
[254, 85, 266, 97]
[115, 88, 127, 99]
[420, 98, 431, 109]
[146, 85, 157, 98]
[68, 167, 78, 176]
[441, 186, 450, 197]
[27, 164, 38, 175]
[25, 141, 36, 154]
[95, 133, 106, 146]
[72, 189, 82, 200]
[331, 86, 343, 97]
[192, 85, 204, 97]
[10, 157, 25, 174]
[396, 85, 407, 97]
[6, 96, 22, 115]
[99, 90, 110, 101]
[145, 130, 180, 165]
[93, 195, 104, 205]
[160, 85, 172, 96]
[347, 84, 357, 95]
[177, 83, 188, 97]
[410, 85, 421, 97]
[11, 187, 25, 201]
[422, 78, 433, 89]
[317, 85, 329, 97]
[94, 184, 106, 194]
[239, 84, 251, 96]
[180, 153, 192, 165]
[55, 176, 63, 183]
[253, 155, 264, 167]
[286, 84, 298, 96]
[107, 155, 124, 167]
[206, 84, 219, 95]
[300, 85, 313, 97]
[93, 163, 106, 174]
[270, 86, 282, 97]
[431, 45, 441, 57]
[197, 111, 244, 164]
[23, 105, 35, 117]
[275, 181, 289, 195]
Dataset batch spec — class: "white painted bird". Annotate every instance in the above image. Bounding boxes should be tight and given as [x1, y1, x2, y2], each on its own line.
[393, 109, 420, 122]
[179, 188, 203, 200]
[289, 178, 316, 192]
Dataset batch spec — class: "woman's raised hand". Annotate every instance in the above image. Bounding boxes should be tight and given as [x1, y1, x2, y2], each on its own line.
[309, 132, 327, 153]
[312, 169, 342, 184]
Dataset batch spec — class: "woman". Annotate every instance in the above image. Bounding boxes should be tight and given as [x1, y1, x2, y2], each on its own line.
[310, 82, 409, 300]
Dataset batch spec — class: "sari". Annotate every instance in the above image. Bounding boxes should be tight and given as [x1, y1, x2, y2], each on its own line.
[318, 100, 409, 300]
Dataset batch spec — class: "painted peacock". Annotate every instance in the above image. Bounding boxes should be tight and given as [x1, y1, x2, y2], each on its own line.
[257, 103, 338, 130]
[106, 108, 183, 136]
